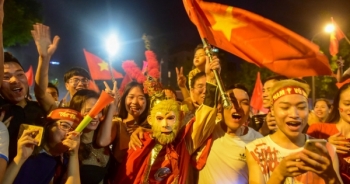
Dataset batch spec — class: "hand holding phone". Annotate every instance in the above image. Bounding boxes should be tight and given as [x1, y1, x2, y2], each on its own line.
[304, 139, 327, 154]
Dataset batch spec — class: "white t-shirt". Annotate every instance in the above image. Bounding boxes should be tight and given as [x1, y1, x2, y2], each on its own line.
[246, 135, 328, 184]
[0, 122, 9, 162]
[198, 123, 262, 184]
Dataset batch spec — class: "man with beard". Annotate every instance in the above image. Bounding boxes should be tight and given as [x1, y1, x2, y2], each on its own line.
[33, 23, 91, 112]
[115, 81, 219, 183]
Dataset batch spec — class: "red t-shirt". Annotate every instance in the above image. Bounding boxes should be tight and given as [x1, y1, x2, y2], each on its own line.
[307, 123, 350, 183]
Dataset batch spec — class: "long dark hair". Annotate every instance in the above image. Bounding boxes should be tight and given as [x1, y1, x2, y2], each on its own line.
[326, 83, 350, 123]
[118, 81, 149, 124]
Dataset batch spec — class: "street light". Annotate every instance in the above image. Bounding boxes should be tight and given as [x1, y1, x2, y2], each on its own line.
[105, 34, 119, 83]
[324, 24, 335, 33]
[311, 23, 334, 106]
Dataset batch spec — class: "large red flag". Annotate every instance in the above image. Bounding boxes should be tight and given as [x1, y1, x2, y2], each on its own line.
[183, 0, 332, 77]
[88, 80, 100, 93]
[25, 65, 34, 86]
[83, 49, 123, 80]
[329, 17, 345, 56]
[250, 72, 264, 114]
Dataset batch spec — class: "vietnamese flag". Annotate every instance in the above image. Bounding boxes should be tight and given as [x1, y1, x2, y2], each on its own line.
[83, 49, 123, 80]
[88, 80, 100, 93]
[25, 65, 34, 86]
[329, 17, 345, 56]
[250, 72, 264, 114]
[183, 0, 332, 77]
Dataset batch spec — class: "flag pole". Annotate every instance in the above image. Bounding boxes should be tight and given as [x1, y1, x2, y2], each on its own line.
[201, 38, 232, 109]
[108, 57, 116, 83]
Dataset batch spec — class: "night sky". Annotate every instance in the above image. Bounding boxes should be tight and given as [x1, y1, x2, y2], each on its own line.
[6, 0, 350, 96]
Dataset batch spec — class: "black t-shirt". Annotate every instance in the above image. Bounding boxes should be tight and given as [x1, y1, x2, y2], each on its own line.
[0, 98, 46, 162]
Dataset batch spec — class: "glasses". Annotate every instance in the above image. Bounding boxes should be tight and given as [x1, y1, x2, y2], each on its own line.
[69, 78, 89, 85]
[57, 121, 73, 132]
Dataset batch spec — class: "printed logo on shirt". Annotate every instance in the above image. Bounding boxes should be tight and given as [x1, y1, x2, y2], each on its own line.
[239, 153, 246, 162]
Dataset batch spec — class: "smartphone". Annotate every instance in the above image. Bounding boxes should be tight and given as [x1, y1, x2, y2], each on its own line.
[304, 139, 327, 154]
[18, 124, 44, 146]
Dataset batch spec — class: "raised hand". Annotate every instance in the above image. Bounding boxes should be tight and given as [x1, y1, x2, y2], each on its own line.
[103, 81, 119, 105]
[205, 56, 221, 80]
[328, 132, 350, 154]
[62, 131, 81, 156]
[176, 67, 187, 88]
[15, 129, 39, 163]
[31, 23, 60, 58]
[0, 0, 4, 23]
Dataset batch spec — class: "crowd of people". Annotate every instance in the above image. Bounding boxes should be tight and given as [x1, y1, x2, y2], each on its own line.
[0, 1, 349, 184]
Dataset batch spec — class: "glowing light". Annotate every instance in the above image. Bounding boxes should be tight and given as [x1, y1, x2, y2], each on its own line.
[50, 61, 60, 65]
[105, 34, 119, 57]
[324, 24, 335, 33]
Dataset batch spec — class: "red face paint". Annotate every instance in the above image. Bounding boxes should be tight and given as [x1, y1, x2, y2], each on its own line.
[339, 107, 344, 112]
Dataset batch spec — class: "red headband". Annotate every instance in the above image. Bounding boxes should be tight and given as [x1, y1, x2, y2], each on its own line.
[47, 108, 83, 127]
[272, 86, 307, 103]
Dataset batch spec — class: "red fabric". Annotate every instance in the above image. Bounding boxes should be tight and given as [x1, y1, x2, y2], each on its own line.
[192, 135, 213, 170]
[250, 72, 263, 114]
[88, 80, 100, 93]
[271, 86, 307, 103]
[183, 0, 332, 77]
[114, 118, 196, 184]
[25, 65, 34, 87]
[307, 123, 350, 183]
[83, 49, 123, 80]
[329, 17, 345, 56]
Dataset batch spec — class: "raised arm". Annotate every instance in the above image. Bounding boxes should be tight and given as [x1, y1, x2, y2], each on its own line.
[176, 67, 190, 100]
[185, 56, 220, 154]
[0, 0, 4, 87]
[96, 81, 119, 147]
[32, 23, 60, 112]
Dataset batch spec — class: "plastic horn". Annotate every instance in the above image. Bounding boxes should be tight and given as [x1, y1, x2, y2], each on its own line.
[75, 91, 115, 132]
[201, 38, 232, 109]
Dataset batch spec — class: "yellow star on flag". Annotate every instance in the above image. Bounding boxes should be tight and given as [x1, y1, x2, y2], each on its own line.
[210, 6, 247, 40]
[98, 61, 110, 71]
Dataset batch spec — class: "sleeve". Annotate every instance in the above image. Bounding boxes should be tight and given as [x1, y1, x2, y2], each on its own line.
[0, 122, 9, 162]
[185, 82, 218, 154]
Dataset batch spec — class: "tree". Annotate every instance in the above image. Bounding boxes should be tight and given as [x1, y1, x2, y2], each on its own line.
[3, 0, 42, 47]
